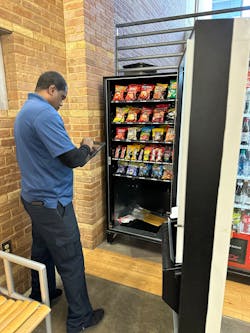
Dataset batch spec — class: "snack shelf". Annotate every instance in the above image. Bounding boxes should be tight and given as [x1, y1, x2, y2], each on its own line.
[234, 203, 250, 210]
[112, 139, 174, 145]
[112, 121, 174, 126]
[240, 144, 250, 149]
[112, 173, 172, 183]
[236, 175, 250, 180]
[112, 158, 172, 165]
[111, 99, 176, 104]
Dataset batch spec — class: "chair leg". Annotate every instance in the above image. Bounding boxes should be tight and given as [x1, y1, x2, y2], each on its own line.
[45, 313, 52, 333]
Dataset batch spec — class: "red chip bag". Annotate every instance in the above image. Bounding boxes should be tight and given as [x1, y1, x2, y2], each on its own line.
[138, 84, 155, 100]
[138, 107, 153, 123]
[125, 84, 141, 101]
[152, 105, 168, 123]
[115, 127, 127, 140]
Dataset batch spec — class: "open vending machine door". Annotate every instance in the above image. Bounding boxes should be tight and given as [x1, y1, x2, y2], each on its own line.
[162, 18, 250, 333]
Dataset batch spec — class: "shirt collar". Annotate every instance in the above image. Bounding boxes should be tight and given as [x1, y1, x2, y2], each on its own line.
[28, 93, 49, 104]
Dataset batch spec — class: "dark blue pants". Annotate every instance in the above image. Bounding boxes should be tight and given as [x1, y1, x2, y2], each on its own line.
[22, 198, 93, 333]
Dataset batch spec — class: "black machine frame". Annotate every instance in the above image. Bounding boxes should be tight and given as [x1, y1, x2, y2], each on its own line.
[103, 73, 180, 244]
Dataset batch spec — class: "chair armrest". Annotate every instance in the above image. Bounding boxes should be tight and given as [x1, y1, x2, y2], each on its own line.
[0, 250, 50, 307]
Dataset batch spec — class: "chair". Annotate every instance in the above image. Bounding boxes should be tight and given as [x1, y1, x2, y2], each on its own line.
[0, 250, 52, 333]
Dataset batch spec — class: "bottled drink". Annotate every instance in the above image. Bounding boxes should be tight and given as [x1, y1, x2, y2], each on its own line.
[241, 118, 250, 145]
[238, 149, 247, 176]
[245, 181, 250, 206]
[241, 181, 248, 205]
[243, 150, 250, 177]
[232, 208, 241, 232]
[235, 179, 244, 204]
[241, 210, 250, 234]
[244, 88, 250, 114]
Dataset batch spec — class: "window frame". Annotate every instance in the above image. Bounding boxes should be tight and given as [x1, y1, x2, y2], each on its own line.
[0, 35, 8, 110]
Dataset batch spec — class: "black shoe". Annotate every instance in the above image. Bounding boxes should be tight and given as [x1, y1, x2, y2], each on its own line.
[29, 288, 63, 302]
[84, 308, 104, 329]
[50, 288, 63, 301]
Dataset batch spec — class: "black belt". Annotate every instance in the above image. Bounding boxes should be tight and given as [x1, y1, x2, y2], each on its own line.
[31, 201, 44, 206]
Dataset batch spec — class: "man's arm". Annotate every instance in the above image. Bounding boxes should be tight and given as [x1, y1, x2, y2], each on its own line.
[58, 145, 91, 168]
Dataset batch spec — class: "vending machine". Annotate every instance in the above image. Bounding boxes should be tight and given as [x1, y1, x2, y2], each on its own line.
[229, 70, 250, 277]
[162, 18, 250, 333]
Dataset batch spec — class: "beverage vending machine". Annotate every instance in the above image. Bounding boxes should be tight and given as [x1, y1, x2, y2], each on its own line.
[229, 69, 250, 277]
[161, 17, 250, 333]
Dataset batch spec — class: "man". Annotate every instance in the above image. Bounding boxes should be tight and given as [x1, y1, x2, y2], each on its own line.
[14, 71, 104, 333]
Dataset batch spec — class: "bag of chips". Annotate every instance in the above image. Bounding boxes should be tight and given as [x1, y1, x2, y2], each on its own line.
[125, 145, 134, 160]
[151, 164, 163, 179]
[125, 84, 141, 101]
[162, 165, 173, 180]
[152, 105, 168, 123]
[163, 147, 173, 162]
[153, 83, 168, 100]
[127, 127, 140, 140]
[138, 107, 153, 123]
[120, 146, 127, 159]
[113, 107, 129, 123]
[126, 163, 139, 177]
[138, 147, 144, 161]
[112, 85, 127, 101]
[143, 146, 153, 161]
[138, 163, 151, 177]
[116, 161, 128, 174]
[166, 106, 176, 121]
[156, 147, 165, 162]
[138, 84, 155, 100]
[126, 107, 140, 122]
[152, 128, 165, 142]
[149, 146, 158, 162]
[114, 145, 122, 158]
[114, 127, 127, 140]
[140, 127, 152, 141]
[167, 80, 177, 99]
[165, 127, 175, 142]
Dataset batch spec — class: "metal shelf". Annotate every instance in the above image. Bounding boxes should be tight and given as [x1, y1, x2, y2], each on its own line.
[108, 224, 162, 243]
[112, 158, 172, 165]
[111, 99, 176, 104]
[112, 121, 174, 125]
[113, 173, 172, 183]
[234, 203, 250, 210]
[113, 139, 174, 145]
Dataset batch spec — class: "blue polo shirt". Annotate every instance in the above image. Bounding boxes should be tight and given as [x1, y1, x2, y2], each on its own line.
[14, 93, 75, 208]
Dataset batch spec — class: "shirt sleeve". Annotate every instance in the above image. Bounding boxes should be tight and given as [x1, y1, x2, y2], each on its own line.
[58, 145, 91, 168]
[34, 108, 75, 158]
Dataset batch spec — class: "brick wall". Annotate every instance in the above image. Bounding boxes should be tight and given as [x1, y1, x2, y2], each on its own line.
[63, 0, 115, 248]
[0, 0, 67, 293]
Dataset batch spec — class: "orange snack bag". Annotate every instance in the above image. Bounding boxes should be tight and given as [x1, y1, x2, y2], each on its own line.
[153, 83, 168, 100]
[112, 85, 127, 101]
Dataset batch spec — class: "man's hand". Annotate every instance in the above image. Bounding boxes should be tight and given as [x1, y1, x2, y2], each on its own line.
[80, 137, 94, 151]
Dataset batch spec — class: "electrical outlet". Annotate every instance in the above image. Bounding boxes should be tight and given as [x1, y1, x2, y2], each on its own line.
[2, 240, 12, 253]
